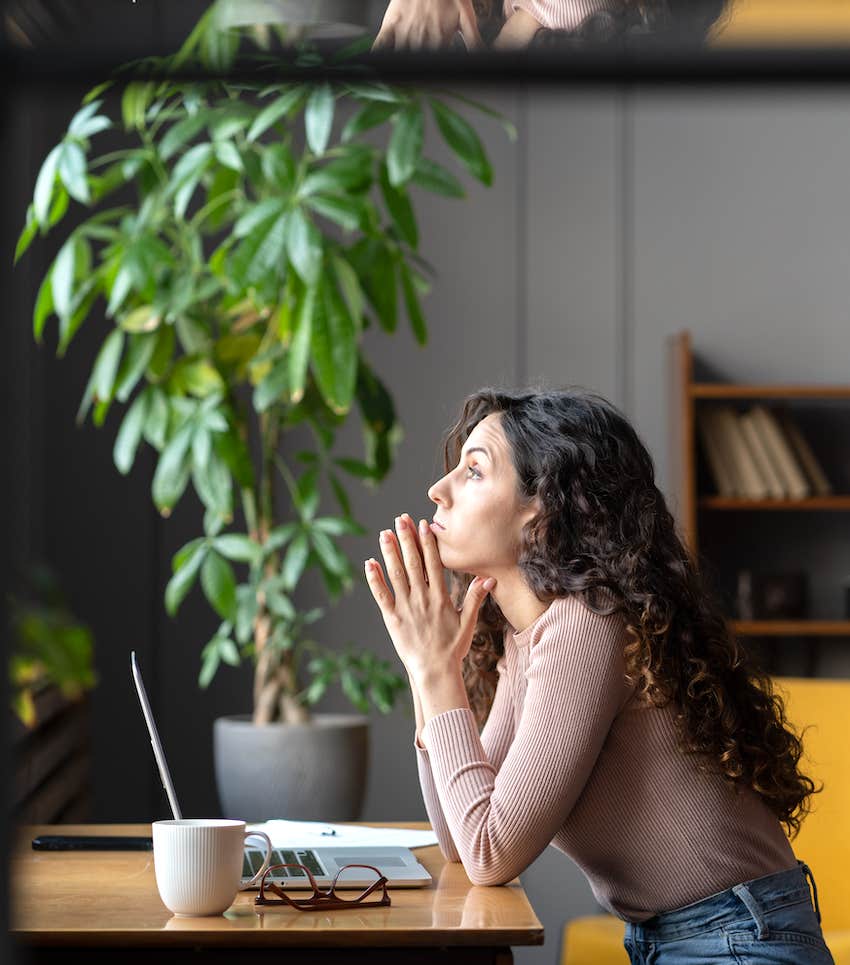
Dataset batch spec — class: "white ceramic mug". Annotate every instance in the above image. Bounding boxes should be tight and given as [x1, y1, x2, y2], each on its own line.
[152, 818, 273, 917]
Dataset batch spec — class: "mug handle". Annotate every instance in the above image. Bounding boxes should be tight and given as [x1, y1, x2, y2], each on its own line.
[240, 831, 273, 890]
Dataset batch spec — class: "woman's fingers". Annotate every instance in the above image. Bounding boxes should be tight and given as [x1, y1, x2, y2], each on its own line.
[364, 558, 395, 618]
[394, 515, 428, 590]
[379, 527, 410, 600]
[416, 516, 446, 592]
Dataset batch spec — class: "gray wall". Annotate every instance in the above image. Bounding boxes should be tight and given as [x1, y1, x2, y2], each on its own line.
[10, 74, 850, 965]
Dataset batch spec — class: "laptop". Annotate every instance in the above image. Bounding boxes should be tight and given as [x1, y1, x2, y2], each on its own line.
[131, 651, 432, 889]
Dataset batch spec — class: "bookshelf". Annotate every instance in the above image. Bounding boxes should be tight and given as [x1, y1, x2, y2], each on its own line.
[668, 331, 850, 665]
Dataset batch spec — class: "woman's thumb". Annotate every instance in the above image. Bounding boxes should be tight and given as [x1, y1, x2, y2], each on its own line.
[459, 576, 496, 632]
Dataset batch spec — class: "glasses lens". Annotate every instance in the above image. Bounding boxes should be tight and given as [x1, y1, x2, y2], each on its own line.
[330, 864, 386, 901]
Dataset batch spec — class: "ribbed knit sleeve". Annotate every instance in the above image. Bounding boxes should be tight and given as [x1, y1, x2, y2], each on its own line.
[420, 596, 627, 887]
[414, 654, 515, 862]
[504, 0, 619, 32]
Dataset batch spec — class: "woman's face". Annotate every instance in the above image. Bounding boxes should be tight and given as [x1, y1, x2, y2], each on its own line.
[427, 412, 538, 576]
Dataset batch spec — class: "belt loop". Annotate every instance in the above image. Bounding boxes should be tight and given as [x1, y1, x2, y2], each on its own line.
[732, 883, 770, 939]
[799, 861, 822, 924]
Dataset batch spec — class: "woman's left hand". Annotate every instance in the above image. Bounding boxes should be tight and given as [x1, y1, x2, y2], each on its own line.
[365, 512, 495, 680]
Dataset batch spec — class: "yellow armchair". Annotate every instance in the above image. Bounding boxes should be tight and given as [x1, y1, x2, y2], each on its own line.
[561, 675, 850, 965]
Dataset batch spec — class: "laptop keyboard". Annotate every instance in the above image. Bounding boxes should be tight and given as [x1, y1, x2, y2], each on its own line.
[243, 848, 324, 879]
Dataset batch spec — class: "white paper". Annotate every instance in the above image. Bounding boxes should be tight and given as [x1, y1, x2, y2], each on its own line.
[246, 819, 438, 850]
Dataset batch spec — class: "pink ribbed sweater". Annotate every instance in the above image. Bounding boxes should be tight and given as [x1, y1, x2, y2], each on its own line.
[503, 0, 618, 31]
[415, 594, 798, 922]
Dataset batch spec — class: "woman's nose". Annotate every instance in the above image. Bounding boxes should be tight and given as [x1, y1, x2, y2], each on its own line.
[427, 478, 446, 506]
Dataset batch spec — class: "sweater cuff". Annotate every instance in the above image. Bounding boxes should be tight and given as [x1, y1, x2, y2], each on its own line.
[421, 707, 484, 766]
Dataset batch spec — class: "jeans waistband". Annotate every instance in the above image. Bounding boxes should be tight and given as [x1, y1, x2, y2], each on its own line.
[629, 861, 821, 942]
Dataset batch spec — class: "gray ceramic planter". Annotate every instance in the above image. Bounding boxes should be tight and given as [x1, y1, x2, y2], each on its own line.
[213, 713, 369, 822]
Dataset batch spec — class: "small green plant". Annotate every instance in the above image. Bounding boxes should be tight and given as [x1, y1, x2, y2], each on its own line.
[16, 3, 513, 724]
[9, 564, 97, 728]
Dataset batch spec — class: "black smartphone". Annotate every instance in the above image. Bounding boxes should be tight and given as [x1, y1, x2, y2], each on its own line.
[31, 835, 153, 851]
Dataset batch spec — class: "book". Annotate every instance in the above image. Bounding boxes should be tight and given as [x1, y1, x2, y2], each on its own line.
[749, 404, 811, 499]
[696, 408, 738, 496]
[715, 406, 769, 499]
[739, 410, 787, 499]
[777, 410, 833, 496]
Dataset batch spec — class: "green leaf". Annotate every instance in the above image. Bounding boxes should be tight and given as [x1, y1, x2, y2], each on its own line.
[15, 205, 38, 264]
[34, 145, 61, 225]
[329, 471, 352, 517]
[411, 156, 465, 198]
[300, 148, 373, 196]
[213, 534, 259, 564]
[349, 239, 396, 332]
[165, 541, 208, 616]
[106, 265, 133, 318]
[113, 390, 149, 474]
[330, 253, 364, 329]
[344, 82, 406, 104]
[253, 357, 288, 412]
[429, 99, 492, 186]
[192, 453, 232, 520]
[310, 276, 357, 415]
[120, 305, 161, 334]
[401, 262, 427, 345]
[51, 237, 77, 323]
[246, 86, 304, 141]
[115, 332, 158, 403]
[218, 638, 240, 667]
[93, 329, 125, 403]
[303, 194, 363, 233]
[387, 106, 424, 187]
[313, 515, 366, 536]
[233, 198, 286, 239]
[160, 112, 209, 160]
[285, 208, 322, 286]
[295, 466, 320, 520]
[143, 387, 169, 449]
[341, 100, 399, 143]
[333, 457, 377, 480]
[264, 521, 299, 554]
[305, 84, 335, 155]
[198, 639, 220, 689]
[214, 140, 243, 172]
[33, 272, 54, 342]
[380, 162, 418, 248]
[201, 551, 236, 621]
[287, 285, 314, 404]
[152, 422, 193, 513]
[69, 100, 110, 139]
[122, 81, 155, 131]
[58, 142, 90, 204]
[192, 426, 211, 470]
[282, 532, 310, 591]
[230, 212, 288, 289]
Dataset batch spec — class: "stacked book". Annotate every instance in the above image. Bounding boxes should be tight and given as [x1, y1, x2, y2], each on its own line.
[696, 404, 833, 499]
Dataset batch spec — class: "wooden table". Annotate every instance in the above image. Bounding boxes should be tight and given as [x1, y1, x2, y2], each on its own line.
[11, 823, 544, 964]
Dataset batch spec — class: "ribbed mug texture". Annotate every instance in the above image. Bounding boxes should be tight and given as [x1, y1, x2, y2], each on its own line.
[153, 819, 247, 917]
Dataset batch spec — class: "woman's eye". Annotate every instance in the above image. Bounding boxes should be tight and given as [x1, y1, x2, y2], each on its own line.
[466, 465, 482, 479]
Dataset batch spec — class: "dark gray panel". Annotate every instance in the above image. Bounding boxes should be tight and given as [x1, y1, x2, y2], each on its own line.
[526, 88, 623, 406]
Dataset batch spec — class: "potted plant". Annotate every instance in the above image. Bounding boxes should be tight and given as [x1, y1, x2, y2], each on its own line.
[15, 3, 511, 820]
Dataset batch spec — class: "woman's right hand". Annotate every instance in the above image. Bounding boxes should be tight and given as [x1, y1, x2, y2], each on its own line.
[372, 0, 484, 51]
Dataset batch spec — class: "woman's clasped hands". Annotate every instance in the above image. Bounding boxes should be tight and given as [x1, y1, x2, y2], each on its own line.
[364, 512, 495, 681]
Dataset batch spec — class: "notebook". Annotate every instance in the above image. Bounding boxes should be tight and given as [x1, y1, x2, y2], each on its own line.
[131, 651, 432, 889]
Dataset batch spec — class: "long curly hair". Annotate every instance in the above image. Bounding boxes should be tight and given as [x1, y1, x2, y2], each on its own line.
[441, 386, 820, 839]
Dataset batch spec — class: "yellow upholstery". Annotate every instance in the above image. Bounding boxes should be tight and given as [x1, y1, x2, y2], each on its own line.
[561, 675, 850, 965]
[710, 0, 850, 46]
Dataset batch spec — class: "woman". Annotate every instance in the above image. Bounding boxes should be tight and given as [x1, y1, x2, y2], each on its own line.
[372, 0, 728, 51]
[364, 386, 834, 964]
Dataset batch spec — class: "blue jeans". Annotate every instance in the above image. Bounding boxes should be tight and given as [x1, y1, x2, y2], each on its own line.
[623, 860, 835, 963]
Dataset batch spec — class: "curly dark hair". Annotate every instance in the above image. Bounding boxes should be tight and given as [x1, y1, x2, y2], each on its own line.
[440, 386, 821, 840]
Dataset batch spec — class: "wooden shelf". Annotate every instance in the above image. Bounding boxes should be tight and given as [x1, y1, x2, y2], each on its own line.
[730, 621, 850, 637]
[699, 496, 850, 510]
[691, 384, 850, 399]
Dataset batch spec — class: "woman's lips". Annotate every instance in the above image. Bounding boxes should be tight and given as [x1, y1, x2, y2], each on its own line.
[429, 520, 445, 534]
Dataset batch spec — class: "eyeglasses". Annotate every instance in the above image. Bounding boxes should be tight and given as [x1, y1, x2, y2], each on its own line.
[254, 863, 391, 911]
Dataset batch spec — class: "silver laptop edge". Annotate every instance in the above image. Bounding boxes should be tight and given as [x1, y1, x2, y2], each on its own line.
[131, 650, 430, 889]
[131, 650, 182, 820]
